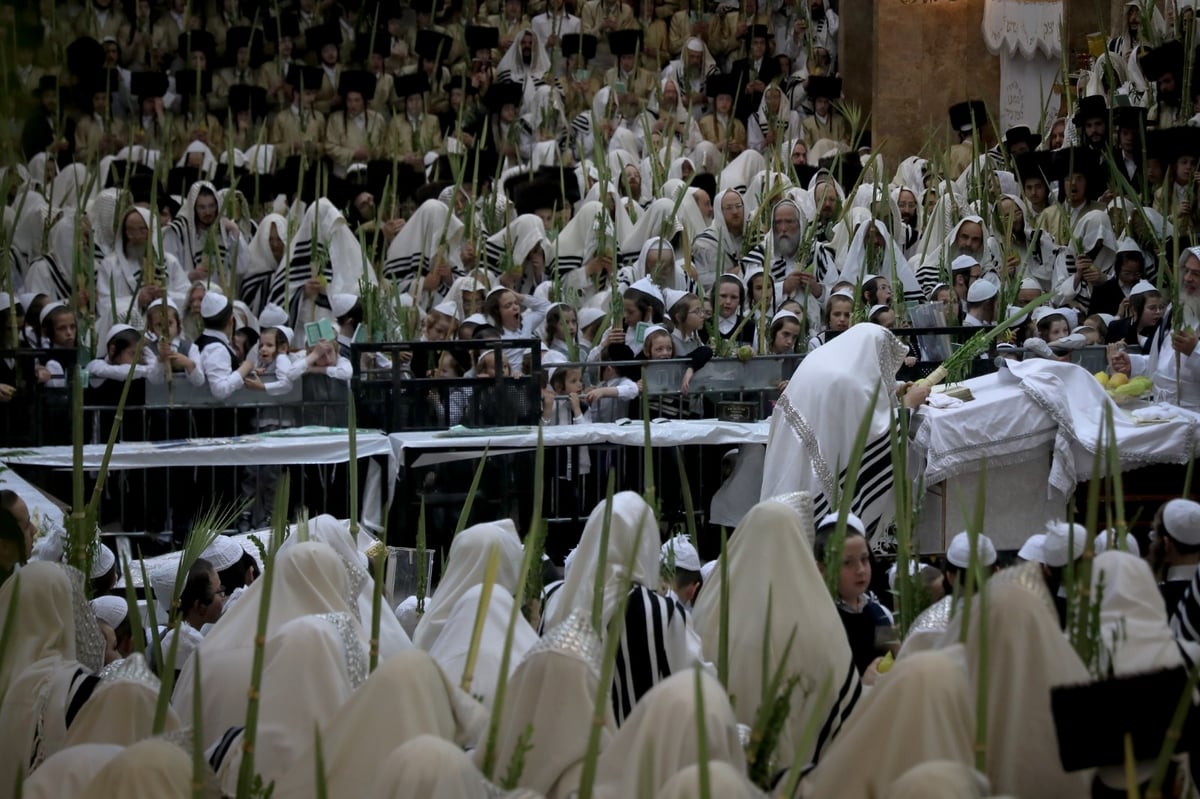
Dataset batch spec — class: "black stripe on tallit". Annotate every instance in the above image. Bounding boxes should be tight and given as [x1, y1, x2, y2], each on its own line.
[811, 660, 862, 763]
[208, 725, 245, 771]
[65, 670, 102, 727]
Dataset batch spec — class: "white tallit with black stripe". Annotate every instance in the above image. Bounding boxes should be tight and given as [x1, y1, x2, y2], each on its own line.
[692, 495, 861, 771]
[539, 491, 703, 727]
[838, 218, 927, 305]
[267, 198, 373, 326]
[482, 213, 551, 296]
[240, 213, 288, 316]
[382, 199, 464, 306]
[761, 323, 909, 541]
[23, 213, 78, 300]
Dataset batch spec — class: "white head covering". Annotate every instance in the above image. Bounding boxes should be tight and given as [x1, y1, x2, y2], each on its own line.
[268, 198, 371, 317]
[806, 649, 976, 797]
[412, 519, 525, 650]
[426, 583, 537, 708]
[1163, 498, 1200, 544]
[761, 325, 911, 539]
[692, 498, 860, 769]
[91, 595, 128, 629]
[79, 739, 194, 799]
[541, 492, 661, 633]
[272, 650, 488, 799]
[945, 532, 997, 569]
[839, 218, 925, 303]
[1018, 533, 1047, 563]
[660, 535, 701, 572]
[594, 668, 745, 797]
[1042, 521, 1089, 567]
[482, 609, 607, 795]
[367, 735, 494, 799]
[939, 569, 1091, 797]
[23, 744, 124, 799]
[383, 199, 465, 294]
[243, 214, 290, 313]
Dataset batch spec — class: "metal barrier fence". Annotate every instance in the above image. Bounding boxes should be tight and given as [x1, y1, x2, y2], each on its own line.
[0, 329, 1110, 552]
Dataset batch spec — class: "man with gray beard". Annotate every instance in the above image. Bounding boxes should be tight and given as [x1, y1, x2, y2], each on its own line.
[741, 199, 836, 311]
[1112, 247, 1200, 410]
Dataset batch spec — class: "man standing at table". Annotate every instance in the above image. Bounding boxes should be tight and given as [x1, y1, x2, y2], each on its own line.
[1111, 247, 1200, 410]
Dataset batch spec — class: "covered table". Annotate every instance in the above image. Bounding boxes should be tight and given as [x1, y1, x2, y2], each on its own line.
[912, 359, 1198, 551]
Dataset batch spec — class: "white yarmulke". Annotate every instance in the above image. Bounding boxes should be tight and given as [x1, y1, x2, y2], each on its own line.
[200, 291, 229, 319]
[641, 323, 669, 341]
[1115, 236, 1143, 256]
[1019, 277, 1042, 291]
[91, 595, 128, 629]
[258, 302, 288, 328]
[148, 563, 178, 608]
[660, 535, 702, 572]
[1163, 498, 1200, 546]
[1031, 306, 1061, 324]
[966, 280, 998, 303]
[629, 277, 665, 305]
[700, 559, 717, 582]
[103, 323, 137, 348]
[149, 296, 180, 313]
[1129, 280, 1158, 297]
[463, 313, 488, 326]
[861, 273, 879, 286]
[663, 288, 690, 312]
[578, 307, 606, 330]
[1017, 533, 1046, 563]
[330, 293, 358, 318]
[951, 254, 980, 272]
[867, 304, 890, 320]
[1094, 530, 1140, 556]
[201, 535, 245, 572]
[39, 300, 67, 325]
[1097, 313, 1116, 325]
[1042, 521, 1090, 567]
[18, 292, 38, 310]
[830, 289, 855, 301]
[275, 325, 294, 346]
[946, 531, 997, 569]
[90, 543, 116, 579]
[432, 301, 458, 318]
[816, 512, 866, 537]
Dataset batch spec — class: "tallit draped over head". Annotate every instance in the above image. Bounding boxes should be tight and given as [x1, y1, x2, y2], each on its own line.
[412, 518, 525, 651]
[939, 568, 1093, 797]
[761, 323, 909, 538]
[805, 649, 976, 797]
[383, 199, 465, 301]
[366, 735, 495, 799]
[692, 497, 861, 770]
[839, 218, 926, 304]
[242, 212, 289, 314]
[267, 198, 371, 324]
[482, 609, 609, 797]
[79, 739, 199, 799]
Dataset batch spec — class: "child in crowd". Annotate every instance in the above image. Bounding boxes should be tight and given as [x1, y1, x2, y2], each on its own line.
[808, 290, 853, 351]
[483, 287, 551, 376]
[543, 303, 578, 358]
[145, 298, 205, 388]
[709, 273, 755, 345]
[814, 514, 897, 675]
[667, 291, 705, 356]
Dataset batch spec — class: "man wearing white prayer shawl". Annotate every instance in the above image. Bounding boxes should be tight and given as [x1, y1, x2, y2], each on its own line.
[1051, 208, 1117, 311]
[496, 28, 552, 108]
[540, 491, 704, 726]
[838, 218, 926, 306]
[162, 180, 249, 281]
[240, 213, 289, 316]
[22, 743, 124, 799]
[691, 188, 746, 291]
[660, 38, 717, 118]
[913, 214, 1003, 297]
[266, 197, 372, 329]
[1110, 247, 1200, 409]
[79, 739, 196, 799]
[760, 324, 928, 538]
[939, 567, 1092, 798]
[483, 214, 554, 296]
[692, 497, 861, 771]
[272, 650, 488, 799]
[484, 610, 608, 797]
[96, 207, 190, 340]
[0, 562, 108, 790]
[805, 650, 976, 798]
[23, 213, 83, 301]
[367, 735, 499, 798]
[994, 194, 1058, 290]
[742, 199, 837, 312]
[383, 198, 466, 306]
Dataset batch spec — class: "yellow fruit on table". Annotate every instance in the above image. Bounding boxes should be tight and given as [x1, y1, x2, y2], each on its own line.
[1109, 373, 1129, 388]
[1129, 377, 1153, 393]
[1094, 372, 1110, 387]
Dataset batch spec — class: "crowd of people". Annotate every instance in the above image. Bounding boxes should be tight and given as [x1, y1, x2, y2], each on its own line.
[3, 479, 1200, 797]
[5, 0, 1200, 795]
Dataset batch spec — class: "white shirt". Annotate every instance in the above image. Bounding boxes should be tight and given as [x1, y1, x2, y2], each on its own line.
[1130, 304, 1200, 410]
[197, 328, 245, 400]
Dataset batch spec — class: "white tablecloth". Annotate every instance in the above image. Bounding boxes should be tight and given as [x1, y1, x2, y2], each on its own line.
[0, 428, 397, 533]
[389, 420, 771, 467]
